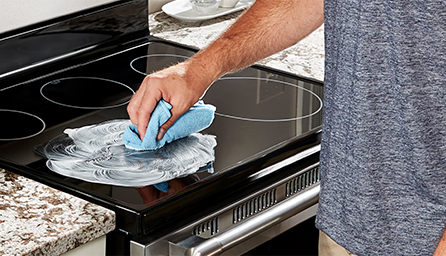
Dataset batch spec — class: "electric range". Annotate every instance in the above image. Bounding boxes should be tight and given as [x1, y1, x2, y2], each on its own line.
[0, 1, 323, 255]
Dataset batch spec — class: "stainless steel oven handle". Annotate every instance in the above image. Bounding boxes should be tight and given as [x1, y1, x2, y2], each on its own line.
[185, 185, 320, 256]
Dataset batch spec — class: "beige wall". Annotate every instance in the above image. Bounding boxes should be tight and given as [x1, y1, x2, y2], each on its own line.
[0, 0, 119, 34]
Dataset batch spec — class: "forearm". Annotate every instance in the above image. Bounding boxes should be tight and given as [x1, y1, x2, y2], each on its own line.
[434, 228, 446, 255]
[188, 0, 324, 84]
[127, 0, 324, 139]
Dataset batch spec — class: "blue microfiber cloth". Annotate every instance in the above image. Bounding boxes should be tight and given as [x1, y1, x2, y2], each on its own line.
[154, 182, 169, 192]
[122, 100, 216, 151]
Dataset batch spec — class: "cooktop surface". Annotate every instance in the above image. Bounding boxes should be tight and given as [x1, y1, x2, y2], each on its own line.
[0, 40, 323, 219]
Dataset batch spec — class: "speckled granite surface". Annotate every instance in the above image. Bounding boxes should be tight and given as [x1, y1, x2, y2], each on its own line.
[149, 10, 325, 82]
[0, 169, 115, 256]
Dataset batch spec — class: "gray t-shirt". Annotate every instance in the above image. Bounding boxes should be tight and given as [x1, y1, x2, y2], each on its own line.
[316, 1, 446, 255]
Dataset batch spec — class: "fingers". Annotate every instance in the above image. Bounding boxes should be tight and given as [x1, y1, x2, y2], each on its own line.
[127, 83, 145, 125]
[136, 93, 159, 140]
[127, 76, 161, 140]
[157, 104, 188, 140]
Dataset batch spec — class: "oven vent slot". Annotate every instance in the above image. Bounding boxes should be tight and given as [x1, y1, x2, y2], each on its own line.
[192, 189, 278, 239]
[192, 217, 219, 237]
[286, 166, 320, 197]
[232, 188, 277, 224]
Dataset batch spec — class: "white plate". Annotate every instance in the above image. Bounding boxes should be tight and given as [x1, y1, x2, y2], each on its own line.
[162, 0, 255, 22]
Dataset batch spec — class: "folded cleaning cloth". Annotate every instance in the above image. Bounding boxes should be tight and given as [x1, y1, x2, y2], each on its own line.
[122, 100, 216, 151]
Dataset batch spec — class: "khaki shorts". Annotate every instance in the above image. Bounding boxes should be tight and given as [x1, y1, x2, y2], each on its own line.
[319, 231, 357, 256]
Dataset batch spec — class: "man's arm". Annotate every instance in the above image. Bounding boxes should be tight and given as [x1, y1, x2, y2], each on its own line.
[434, 229, 446, 255]
[127, 0, 324, 140]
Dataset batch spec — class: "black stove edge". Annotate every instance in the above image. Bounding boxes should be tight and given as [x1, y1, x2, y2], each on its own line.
[0, 0, 137, 41]
[1, 33, 150, 87]
[0, 127, 321, 238]
[0, 0, 149, 85]
[136, 129, 322, 239]
[251, 62, 324, 85]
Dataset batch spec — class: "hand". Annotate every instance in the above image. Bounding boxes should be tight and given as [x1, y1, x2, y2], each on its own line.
[127, 61, 211, 140]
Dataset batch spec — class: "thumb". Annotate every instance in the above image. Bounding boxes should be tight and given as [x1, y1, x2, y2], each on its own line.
[156, 110, 183, 140]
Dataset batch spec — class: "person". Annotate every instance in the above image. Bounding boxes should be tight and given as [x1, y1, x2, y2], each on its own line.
[128, 0, 446, 255]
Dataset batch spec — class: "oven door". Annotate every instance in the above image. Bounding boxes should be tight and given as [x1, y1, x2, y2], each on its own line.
[130, 145, 320, 256]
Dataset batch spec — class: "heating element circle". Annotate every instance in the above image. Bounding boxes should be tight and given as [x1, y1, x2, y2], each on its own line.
[131, 55, 322, 122]
[209, 77, 323, 122]
[0, 110, 46, 141]
[130, 54, 190, 76]
[40, 77, 135, 109]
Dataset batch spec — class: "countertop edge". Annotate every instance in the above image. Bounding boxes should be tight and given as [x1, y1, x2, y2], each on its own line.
[0, 169, 116, 256]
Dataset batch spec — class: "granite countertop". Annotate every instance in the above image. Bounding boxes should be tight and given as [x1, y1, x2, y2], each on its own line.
[0, 169, 115, 256]
[148, 9, 325, 82]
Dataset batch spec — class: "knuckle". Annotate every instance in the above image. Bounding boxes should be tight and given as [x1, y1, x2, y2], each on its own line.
[164, 119, 175, 127]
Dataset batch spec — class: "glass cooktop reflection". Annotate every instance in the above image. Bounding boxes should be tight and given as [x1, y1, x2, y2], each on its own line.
[0, 41, 323, 211]
[0, 32, 113, 76]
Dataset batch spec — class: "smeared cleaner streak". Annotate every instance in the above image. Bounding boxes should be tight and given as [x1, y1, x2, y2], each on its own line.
[36, 120, 216, 187]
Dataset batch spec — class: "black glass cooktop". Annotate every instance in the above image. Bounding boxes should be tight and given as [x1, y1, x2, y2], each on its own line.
[0, 40, 323, 235]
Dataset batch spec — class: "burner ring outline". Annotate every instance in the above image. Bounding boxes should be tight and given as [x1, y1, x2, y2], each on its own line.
[40, 77, 135, 109]
[130, 54, 190, 76]
[130, 55, 323, 122]
[214, 77, 323, 122]
[0, 109, 46, 141]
